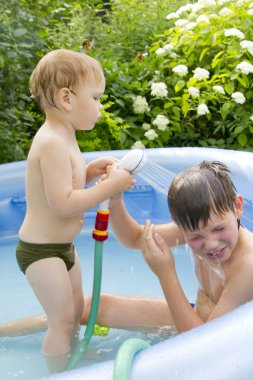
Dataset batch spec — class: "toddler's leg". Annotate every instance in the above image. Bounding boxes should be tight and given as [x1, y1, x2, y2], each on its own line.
[68, 251, 84, 346]
[26, 257, 77, 371]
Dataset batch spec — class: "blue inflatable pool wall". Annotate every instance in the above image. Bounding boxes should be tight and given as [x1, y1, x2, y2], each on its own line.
[1, 147, 253, 380]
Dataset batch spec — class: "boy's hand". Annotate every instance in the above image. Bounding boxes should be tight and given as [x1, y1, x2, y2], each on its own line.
[141, 220, 175, 278]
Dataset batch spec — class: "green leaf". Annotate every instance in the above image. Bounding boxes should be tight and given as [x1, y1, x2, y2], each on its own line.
[182, 101, 190, 116]
[174, 80, 185, 93]
[13, 28, 27, 37]
[237, 74, 249, 88]
[199, 47, 209, 61]
[234, 126, 244, 134]
[220, 102, 231, 120]
[0, 56, 4, 68]
[224, 82, 235, 95]
[164, 102, 174, 109]
[222, 102, 231, 112]
[211, 58, 221, 69]
[237, 133, 247, 146]
[172, 106, 181, 118]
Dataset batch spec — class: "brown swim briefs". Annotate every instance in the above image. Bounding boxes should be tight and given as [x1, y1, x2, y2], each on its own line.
[16, 240, 75, 274]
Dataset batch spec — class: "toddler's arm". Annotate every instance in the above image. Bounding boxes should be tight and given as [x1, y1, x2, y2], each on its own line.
[40, 140, 135, 216]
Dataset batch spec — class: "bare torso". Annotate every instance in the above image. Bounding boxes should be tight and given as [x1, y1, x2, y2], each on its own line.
[194, 227, 253, 320]
[19, 124, 86, 243]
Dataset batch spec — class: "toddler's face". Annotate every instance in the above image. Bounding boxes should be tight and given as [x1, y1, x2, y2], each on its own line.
[71, 74, 105, 131]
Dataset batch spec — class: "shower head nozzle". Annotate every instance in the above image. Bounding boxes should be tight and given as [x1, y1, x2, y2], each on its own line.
[118, 150, 147, 174]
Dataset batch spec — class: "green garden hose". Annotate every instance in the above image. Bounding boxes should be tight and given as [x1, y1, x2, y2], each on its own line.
[67, 240, 104, 370]
[113, 338, 150, 380]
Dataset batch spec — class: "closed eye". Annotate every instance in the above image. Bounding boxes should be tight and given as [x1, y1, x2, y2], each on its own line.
[214, 227, 224, 232]
[189, 235, 201, 242]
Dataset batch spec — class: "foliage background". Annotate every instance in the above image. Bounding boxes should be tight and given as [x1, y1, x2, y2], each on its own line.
[0, 0, 252, 163]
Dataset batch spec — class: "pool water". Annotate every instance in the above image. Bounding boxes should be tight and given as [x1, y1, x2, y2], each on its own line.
[0, 230, 197, 380]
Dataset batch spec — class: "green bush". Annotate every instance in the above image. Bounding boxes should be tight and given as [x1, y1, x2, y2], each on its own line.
[0, 0, 184, 162]
[4, 1, 252, 162]
[117, 0, 253, 150]
[0, 0, 79, 163]
[46, 0, 186, 151]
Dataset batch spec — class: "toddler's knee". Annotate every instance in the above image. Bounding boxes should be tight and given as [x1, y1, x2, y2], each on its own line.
[76, 295, 84, 320]
[55, 309, 76, 336]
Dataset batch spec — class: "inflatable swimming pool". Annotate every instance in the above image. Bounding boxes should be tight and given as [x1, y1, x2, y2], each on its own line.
[1, 147, 253, 380]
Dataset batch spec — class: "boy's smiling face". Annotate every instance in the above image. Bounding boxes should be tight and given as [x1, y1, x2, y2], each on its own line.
[182, 196, 243, 263]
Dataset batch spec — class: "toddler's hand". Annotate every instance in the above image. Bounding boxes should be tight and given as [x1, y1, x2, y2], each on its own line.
[107, 163, 136, 192]
[88, 157, 118, 177]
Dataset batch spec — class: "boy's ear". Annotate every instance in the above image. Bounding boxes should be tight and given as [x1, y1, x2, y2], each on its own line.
[234, 195, 243, 219]
[58, 88, 72, 111]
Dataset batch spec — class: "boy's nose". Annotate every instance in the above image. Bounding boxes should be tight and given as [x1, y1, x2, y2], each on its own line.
[204, 238, 219, 253]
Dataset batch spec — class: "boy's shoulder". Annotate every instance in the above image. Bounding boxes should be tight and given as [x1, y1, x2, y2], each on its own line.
[29, 125, 71, 163]
[33, 125, 70, 149]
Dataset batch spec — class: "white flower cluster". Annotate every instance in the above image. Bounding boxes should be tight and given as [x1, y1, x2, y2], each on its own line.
[231, 92, 246, 104]
[172, 64, 188, 76]
[166, 12, 179, 20]
[144, 129, 158, 141]
[224, 28, 245, 39]
[175, 19, 189, 27]
[188, 86, 200, 97]
[219, 7, 234, 16]
[240, 40, 253, 55]
[151, 82, 168, 98]
[133, 96, 150, 114]
[155, 48, 166, 55]
[142, 123, 151, 131]
[152, 115, 170, 131]
[196, 15, 210, 23]
[131, 141, 145, 149]
[155, 44, 175, 57]
[185, 22, 197, 30]
[197, 103, 210, 115]
[164, 43, 174, 51]
[213, 85, 225, 94]
[198, 0, 217, 7]
[237, 0, 251, 7]
[236, 61, 253, 74]
[176, 4, 194, 15]
[193, 67, 210, 80]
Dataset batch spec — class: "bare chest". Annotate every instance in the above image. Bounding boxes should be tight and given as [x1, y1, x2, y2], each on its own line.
[195, 258, 225, 304]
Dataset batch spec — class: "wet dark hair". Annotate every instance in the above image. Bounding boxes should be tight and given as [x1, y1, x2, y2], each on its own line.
[168, 161, 237, 231]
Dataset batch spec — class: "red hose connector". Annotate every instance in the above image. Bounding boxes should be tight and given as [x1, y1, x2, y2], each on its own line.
[92, 209, 110, 241]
